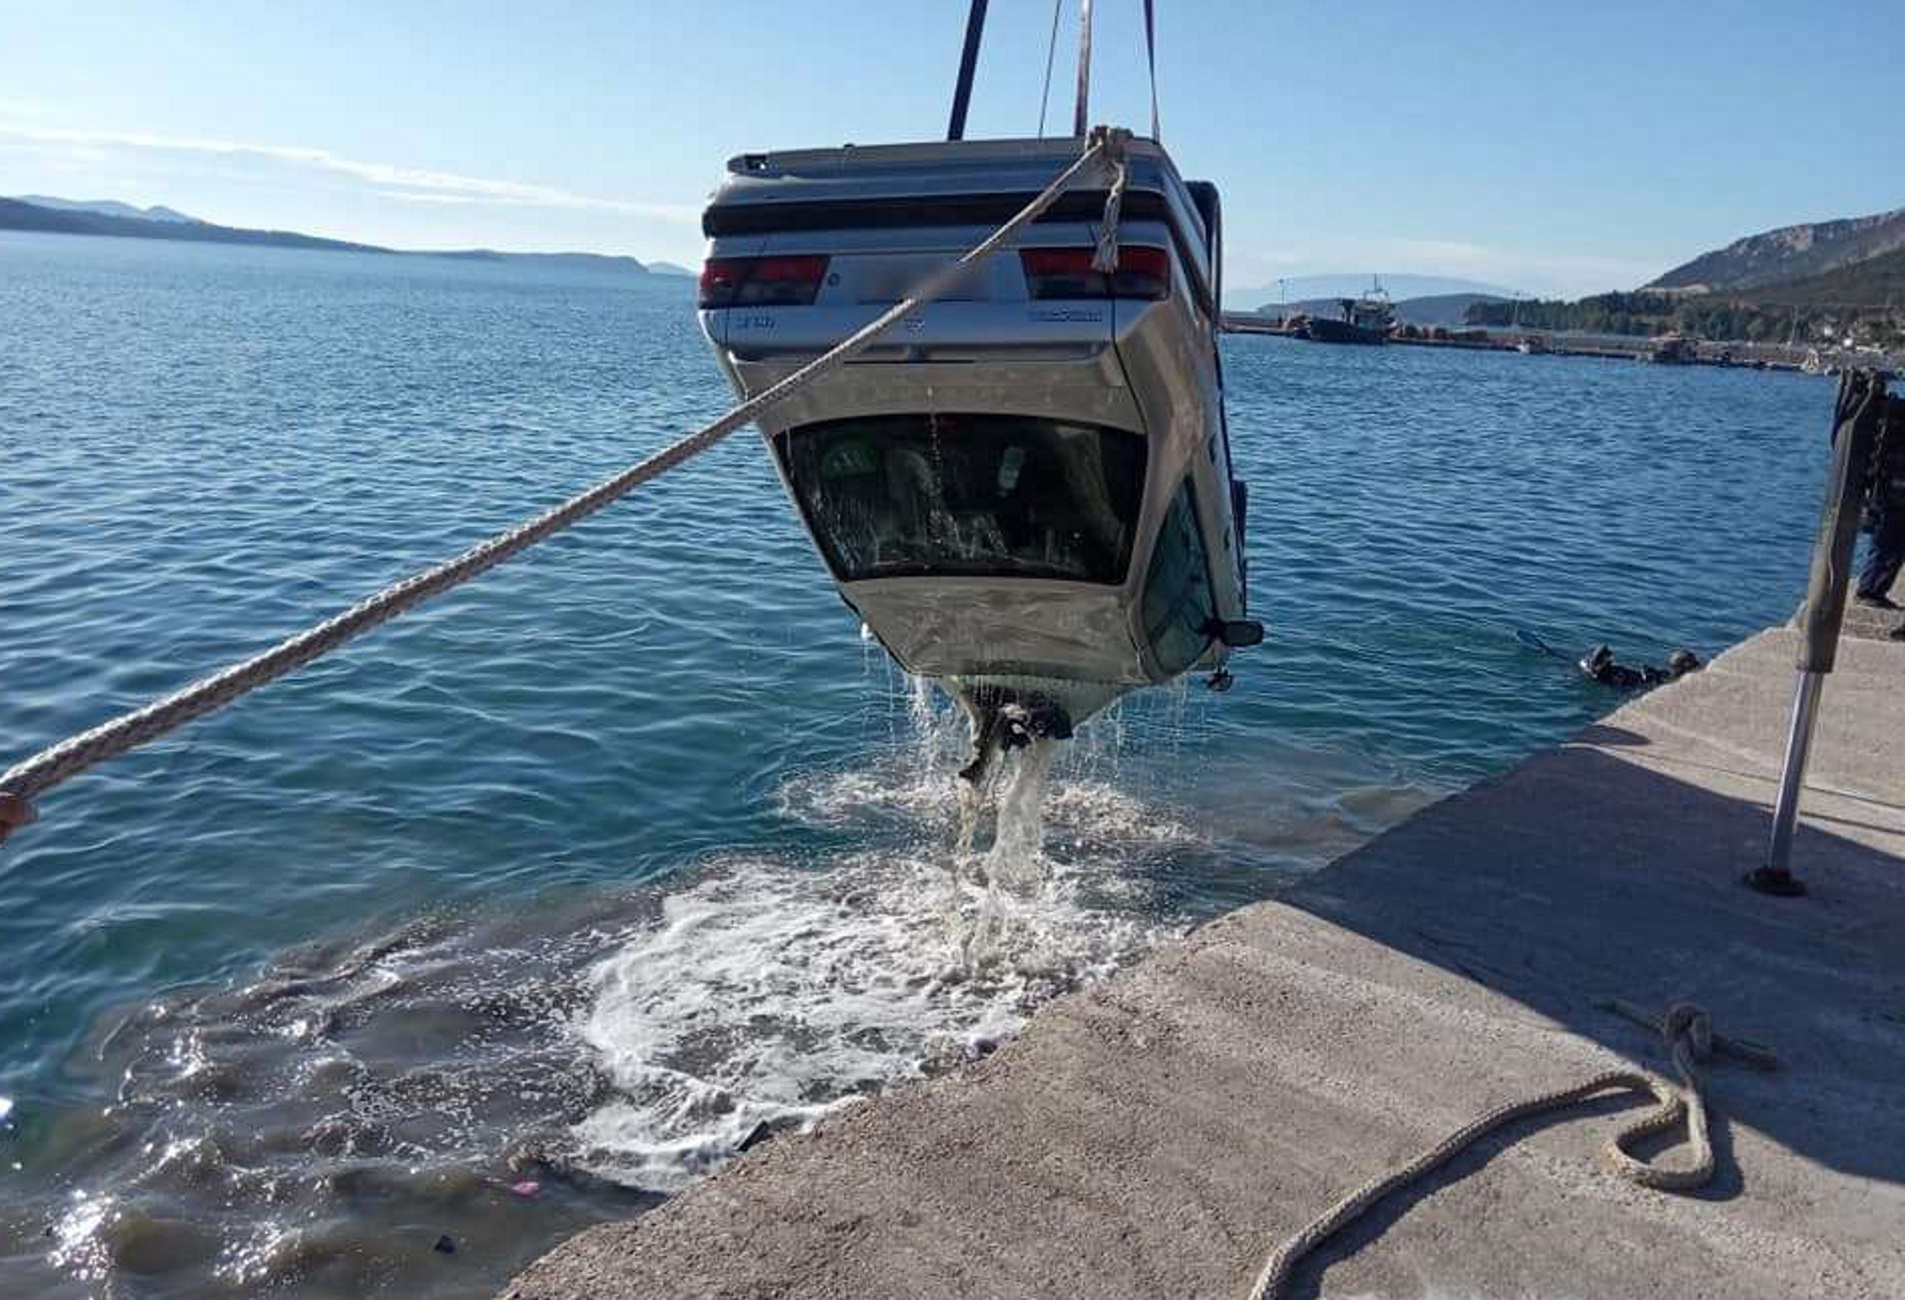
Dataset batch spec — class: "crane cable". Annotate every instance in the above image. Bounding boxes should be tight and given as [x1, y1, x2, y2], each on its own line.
[1037, 0, 1063, 136]
[1073, 0, 1093, 136]
[1144, 0, 1160, 140]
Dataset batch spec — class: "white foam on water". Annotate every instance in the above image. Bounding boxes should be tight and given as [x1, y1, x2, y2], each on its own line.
[568, 739, 1201, 1192]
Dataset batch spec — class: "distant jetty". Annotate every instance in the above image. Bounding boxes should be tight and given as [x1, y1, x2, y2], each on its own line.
[1220, 312, 1897, 373]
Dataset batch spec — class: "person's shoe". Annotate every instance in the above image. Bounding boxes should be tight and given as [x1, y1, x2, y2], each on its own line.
[1854, 592, 1901, 611]
[1891, 623, 1905, 642]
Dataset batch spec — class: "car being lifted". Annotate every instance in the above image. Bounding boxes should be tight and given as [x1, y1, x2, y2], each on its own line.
[697, 134, 1260, 779]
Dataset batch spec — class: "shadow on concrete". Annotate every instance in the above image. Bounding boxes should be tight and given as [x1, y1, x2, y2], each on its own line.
[1569, 723, 1653, 749]
[1289, 740, 1905, 1192]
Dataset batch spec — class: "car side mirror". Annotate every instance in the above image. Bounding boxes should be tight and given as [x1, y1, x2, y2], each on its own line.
[1206, 618, 1265, 648]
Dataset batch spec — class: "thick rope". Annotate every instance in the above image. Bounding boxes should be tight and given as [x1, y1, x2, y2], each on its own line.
[1246, 1001, 1779, 1300]
[0, 130, 1129, 814]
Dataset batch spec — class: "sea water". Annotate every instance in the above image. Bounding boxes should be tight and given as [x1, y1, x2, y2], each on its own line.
[0, 231, 1833, 1297]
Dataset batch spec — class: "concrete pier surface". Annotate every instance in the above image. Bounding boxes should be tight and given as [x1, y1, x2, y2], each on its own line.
[506, 621, 1904, 1300]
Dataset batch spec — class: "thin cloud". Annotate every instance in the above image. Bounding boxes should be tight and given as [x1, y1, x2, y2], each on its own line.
[0, 122, 700, 224]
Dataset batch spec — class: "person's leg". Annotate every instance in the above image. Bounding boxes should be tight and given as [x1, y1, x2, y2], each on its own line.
[1856, 510, 1905, 600]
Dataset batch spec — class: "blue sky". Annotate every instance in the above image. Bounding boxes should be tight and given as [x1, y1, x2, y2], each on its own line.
[1, 1, 1898, 297]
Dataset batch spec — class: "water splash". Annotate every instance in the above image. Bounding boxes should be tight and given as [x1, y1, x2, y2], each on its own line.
[569, 729, 1186, 1193]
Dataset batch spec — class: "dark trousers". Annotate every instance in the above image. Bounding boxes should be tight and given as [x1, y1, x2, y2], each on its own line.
[1858, 508, 1905, 599]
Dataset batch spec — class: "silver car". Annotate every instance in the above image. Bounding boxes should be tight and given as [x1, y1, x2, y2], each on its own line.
[697, 135, 1259, 774]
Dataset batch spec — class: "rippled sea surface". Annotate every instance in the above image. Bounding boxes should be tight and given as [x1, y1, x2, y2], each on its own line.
[0, 231, 1832, 1297]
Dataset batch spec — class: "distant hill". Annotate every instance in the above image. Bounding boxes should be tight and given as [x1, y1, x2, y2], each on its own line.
[1733, 245, 1905, 309]
[646, 261, 696, 278]
[1458, 204, 1905, 353]
[14, 195, 200, 224]
[0, 196, 650, 274]
[1390, 292, 1509, 327]
[1252, 291, 1508, 327]
[1231, 273, 1513, 310]
[431, 250, 649, 273]
[1254, 297, 1351, 318]
[1648, 207, 1905, 294]
[0, 197, 384, 252]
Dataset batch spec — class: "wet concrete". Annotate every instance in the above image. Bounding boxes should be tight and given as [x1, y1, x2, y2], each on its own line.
[504, 623, 1905, 1299]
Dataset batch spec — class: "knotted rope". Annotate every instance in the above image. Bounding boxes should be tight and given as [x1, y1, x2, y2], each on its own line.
[0, 129, 1135, 820]
[1246, 1000, 1779, 1300]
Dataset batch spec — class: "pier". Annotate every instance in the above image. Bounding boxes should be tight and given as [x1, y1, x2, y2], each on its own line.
[505, 601, 1903, 1299]
[1217, 311, 1900, 372]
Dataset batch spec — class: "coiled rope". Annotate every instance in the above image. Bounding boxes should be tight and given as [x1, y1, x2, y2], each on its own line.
[0, 128, 1133, 819]
[1246, 999, 1780, 1300]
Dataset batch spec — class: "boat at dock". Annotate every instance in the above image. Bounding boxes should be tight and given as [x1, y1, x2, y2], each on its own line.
[1642, 331, 1698, 363]
[697, 134, 1260, 777]
[1300, 282, 1395, 344]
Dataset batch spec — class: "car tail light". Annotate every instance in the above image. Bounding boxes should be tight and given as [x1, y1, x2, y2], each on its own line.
[1019, 246, 1171, 301]
[698, 254, 830, 309]
[1106, 246, 1171, 299]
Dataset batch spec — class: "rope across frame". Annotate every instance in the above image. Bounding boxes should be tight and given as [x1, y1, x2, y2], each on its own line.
[1, 130, 1132, 816]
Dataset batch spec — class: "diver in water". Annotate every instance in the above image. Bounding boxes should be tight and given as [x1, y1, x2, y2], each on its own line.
[1578, 644, 1702, 691]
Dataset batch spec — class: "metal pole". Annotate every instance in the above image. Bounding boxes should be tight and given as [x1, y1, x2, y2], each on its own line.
[1746, 370, 1886, 896]
[1754, 673, 1825, 894]
[1072, 0, 1093, 137]
[946, 0, 988, 142]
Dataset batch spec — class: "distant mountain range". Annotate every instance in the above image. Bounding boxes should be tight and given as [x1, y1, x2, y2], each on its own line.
[1745, 246, 1905, 310]
[1386, 292, 1511, 327]
[1464, 205, 1905, 350]
[1232, 273, 1513, 311]
[0, 195, 655, 274]
[16, 195, 202, 224]
[646, 261, 696, 278]
[1647, 207, 1905, 295]
[1254, 292, 1509, 328]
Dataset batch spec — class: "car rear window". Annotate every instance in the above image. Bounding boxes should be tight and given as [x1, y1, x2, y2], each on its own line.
[776, 414, 1146, 584]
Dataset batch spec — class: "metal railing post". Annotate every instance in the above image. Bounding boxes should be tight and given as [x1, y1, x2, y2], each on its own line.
[1746, 370, 1887, 896]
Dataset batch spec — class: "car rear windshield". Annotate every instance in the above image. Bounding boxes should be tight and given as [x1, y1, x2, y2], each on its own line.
[776, 414, 1147, 584]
